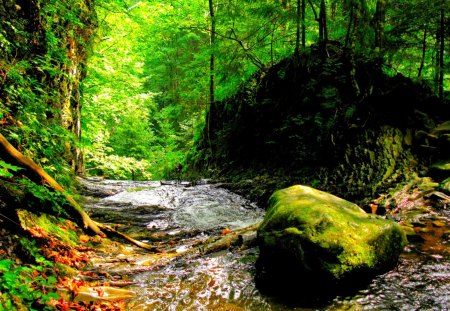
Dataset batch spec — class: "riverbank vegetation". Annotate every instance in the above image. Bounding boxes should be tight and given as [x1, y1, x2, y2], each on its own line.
[0, 0, 449, 309]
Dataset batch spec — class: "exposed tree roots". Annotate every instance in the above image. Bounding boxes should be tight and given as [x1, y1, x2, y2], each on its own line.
[0, 132, 160, 252]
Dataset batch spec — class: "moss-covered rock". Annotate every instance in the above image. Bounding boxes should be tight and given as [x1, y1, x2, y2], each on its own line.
[256, 185, 406, 298]
[440, 177, 450, 194]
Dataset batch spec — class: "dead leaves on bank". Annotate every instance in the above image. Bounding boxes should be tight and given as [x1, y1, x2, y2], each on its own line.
[17, 214, 133, 310]
[52, 298, 124, 311]
[51, 277, 134, 310]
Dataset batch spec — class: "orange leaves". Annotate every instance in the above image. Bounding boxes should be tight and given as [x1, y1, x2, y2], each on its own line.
[95, 288, 105, 297]
[27, 230, 94, 268]
[58, 277, 85, 296]
[43, 245, 91, 268]
[31, 269, 40, 278]
[79, 235, 90, 244]
[54, 298, 124, 311]
[28, 227, 46, 238]
[47, 251, 61, 260]
[221, 228, 232, 235]
[0, 115, 15, 126]
[65, 220, 77, 230]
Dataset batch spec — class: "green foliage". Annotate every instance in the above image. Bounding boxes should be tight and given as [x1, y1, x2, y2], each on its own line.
[18, 179, 69, 217]
[0, 161, 21, 178]
[0, 0, 96, 188]
[0, 240, 59, 311]
[82, 2, 206, 179]
[82, 0, 448, 183]
[85, 152, 153, 180]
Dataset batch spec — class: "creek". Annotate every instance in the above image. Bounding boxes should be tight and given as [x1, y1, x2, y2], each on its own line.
[80, 178, 449, 310]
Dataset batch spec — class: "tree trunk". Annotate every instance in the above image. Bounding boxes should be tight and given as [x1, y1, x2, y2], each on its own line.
[319, 0, 328, 43]
[418, 28, 427, 77]
[346, 4, 361, 97]
[295, 0, 301, 55]
[209, 0, 215, 105]
[345, 4, 354, 50]
[0, 133, 103, 236]
[374, 0, 386, 52]
[438, 1, 445, 100]
[302, 0, 306, 48]
[207, 0, 216, 151]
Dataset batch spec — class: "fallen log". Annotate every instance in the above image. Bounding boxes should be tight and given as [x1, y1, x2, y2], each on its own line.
[94, 221, 162, 252]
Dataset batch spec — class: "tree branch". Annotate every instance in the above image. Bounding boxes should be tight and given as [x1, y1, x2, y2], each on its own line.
[308, 0, 319, 21]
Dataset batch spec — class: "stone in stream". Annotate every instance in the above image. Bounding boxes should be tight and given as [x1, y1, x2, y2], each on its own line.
[256, 185, 406, 300]
[440, 177, 450, 194]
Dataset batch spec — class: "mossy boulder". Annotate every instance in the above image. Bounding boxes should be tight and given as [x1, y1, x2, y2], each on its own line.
[256, 185, 406, 298]
[440, 177, 450, 194]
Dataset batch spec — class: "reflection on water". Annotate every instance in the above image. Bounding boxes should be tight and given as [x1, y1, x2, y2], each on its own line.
[128, 249, 272, 311]
[81, 179, 450, 310]
[329, 253, 450, 310]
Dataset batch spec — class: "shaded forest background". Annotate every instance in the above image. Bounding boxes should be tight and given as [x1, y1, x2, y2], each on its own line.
[80, 0, 450, 180]
[1, 0, 449, 183]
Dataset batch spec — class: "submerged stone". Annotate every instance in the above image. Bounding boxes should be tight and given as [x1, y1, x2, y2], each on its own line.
[74, 286, 135, 302]
[256, 185, 406, 298]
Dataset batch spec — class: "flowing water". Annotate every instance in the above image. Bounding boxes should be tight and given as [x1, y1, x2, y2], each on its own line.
[81, 178, 450, 310]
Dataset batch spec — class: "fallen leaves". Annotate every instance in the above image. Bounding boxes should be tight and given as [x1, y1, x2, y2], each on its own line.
[42, 239, 92, 268]
[95, 288, 105, 297]
[79, 235, 90, 244]
[53, 297, 124, 311]
[221, 228, 232, 235]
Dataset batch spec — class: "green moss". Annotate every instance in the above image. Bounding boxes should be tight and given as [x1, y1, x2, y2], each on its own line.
[431, 161, 450, 171]
[55, 263, 77, 278]
[17, 210, 81, 247]
[238, 252, 259, 264]
[258, 185, 406, 281]
[439, 177, 450, 194]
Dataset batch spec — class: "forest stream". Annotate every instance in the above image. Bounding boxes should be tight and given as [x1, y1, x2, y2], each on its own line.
[78, 178, 450, 311]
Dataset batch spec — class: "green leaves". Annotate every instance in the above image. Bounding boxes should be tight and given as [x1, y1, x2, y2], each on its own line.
[0, 252, 59, 310]
[0, 259, 13, 272]
[0, 161, 22, 178]
[18, 178, 69, 217]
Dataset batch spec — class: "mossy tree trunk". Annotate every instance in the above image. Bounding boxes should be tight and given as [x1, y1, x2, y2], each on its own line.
[58, 36, 87, 176]
[0, 0, 93, 175]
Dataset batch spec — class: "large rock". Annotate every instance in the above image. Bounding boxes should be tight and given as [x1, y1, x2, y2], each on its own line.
[256, 185, 406, 298]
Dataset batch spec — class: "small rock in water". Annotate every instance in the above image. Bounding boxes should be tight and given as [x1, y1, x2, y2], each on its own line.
[432, 220, 446, 227]
[74, 286, 135, 302]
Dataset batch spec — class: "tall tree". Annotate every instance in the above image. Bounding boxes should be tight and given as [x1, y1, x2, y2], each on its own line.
[438, 0, 445, 100]
[295, 0, 307, 55]
[302, 0, 306, 48]
[418, 28, 428, 77]
[374, 0, 386, 54]
[295, 0, 301, 54]
[209, 0, 216, 105]
[319, 0, 329, 43]
[206, 0, 217, 152]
